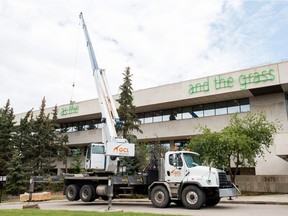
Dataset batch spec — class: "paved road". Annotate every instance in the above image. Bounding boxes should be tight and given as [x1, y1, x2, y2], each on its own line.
[1, 200, 288, 216]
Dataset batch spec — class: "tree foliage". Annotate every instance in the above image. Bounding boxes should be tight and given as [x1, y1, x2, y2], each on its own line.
[116, 67, 145, 175]
[0, 100, 16, 176]
[188, 112, 281, 182]
[116, 67, 142, 137]
[0, 97, 69, 195]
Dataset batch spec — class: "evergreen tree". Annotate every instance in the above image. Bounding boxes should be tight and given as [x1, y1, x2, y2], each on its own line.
[70, 148, 83, 173]
[6, 149, 29, 195]
[53, 105, 70, 174]
[116, 67, 142, 137]
[0, 100, 16, 176]
[32, 97, 57, 175]
[116, 67, 144, 175]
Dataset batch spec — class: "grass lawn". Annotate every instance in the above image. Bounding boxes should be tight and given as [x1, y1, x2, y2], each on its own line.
[0, 209, 178, 216]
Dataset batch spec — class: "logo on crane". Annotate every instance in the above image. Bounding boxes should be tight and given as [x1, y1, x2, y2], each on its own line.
[113, 144, 129, 154]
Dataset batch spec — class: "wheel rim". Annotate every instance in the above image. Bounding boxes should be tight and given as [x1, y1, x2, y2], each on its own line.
[155, 191, 165, 204]
[68, 189, 74, 197]
[82, 188, 89, 199]
[186, 191, 198, 205]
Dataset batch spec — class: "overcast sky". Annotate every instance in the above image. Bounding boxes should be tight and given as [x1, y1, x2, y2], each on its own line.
[1, 0, 288, 114]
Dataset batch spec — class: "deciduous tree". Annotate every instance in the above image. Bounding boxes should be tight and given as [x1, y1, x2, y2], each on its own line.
[188, 112, 281, 182]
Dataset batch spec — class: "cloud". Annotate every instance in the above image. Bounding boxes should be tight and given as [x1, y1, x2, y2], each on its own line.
[0, 0, 288, 113]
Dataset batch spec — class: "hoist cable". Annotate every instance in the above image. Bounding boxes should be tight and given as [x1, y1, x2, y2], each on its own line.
[70, 20, 81, 103]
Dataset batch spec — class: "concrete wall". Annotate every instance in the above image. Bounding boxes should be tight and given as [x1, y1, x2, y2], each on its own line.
[236, 175, 288, 193]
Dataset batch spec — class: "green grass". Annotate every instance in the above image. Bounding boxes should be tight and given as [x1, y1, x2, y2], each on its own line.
[0, 210, 177, 216]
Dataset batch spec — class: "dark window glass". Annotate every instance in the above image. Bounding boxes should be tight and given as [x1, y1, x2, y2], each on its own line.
[145, 112, 153, 123]
[163, 110, 171, 121]
[204, 103, 215, 117]
[215, 101, 227, 115]
[182, 107, 192, 119]
[138, 113, 145, 124]
[192, 105, 203, 118]
[240, 98, 250, 112]
[228, 100, 240, 114]
[153, 110, 162, 122]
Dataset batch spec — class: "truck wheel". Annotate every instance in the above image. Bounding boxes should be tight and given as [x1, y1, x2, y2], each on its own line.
[80, 185, 95, 202]
[181, 185, 205, 209]
[89, 185, 98, 202]
[151, 185, 170, 208]
[66, 184, 80, 201]
[205, 197, 221, 206]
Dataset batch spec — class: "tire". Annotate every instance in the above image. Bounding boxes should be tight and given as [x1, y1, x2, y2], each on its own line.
[151, 185, 170, 208]
[66, 184, 80, 201]
[181, 185, 205, 209]
[89, 185, 98, 202]
[80, 184, 96, 202]
[205, 197, 221, 206]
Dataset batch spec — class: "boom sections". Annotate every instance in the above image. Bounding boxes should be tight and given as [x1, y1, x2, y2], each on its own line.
[79, 12, 119, 143]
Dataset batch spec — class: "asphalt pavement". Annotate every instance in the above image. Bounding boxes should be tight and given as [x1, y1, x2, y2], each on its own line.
[1, 194, 288, 207]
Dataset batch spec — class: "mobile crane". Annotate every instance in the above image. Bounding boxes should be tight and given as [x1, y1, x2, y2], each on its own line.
[63, 13, 240, 209]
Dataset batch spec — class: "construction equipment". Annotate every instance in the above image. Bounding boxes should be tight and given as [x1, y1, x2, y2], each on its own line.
[63, 13, 240, 209]
[79, 12, 135, 174]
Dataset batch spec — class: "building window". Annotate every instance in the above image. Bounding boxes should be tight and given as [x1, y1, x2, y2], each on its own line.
[215, 101, 228, 115]
[228, 100, 240, 114]
[204, 103, 215, 117]
[240, 98, 250, 112]
[163, 110, 171, 122]
[153, 110, 162, 122]
[182, 106, 192, 119]
[145, 112, 153, 123]
[57, 98, 250, 133]
[192, 105, 204, 118]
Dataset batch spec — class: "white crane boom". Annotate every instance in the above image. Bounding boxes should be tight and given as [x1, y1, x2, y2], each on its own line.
[79, 12, 134, 172]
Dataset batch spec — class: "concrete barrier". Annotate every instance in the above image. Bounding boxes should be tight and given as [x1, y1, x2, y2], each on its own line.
[235, 175, 288, 193]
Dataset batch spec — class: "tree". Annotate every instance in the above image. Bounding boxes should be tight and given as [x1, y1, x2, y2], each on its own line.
[5, 149, 29, 195]
[116, 67, 142, 137]
[0, 100, 16, 176]
[188, 111, 281, 183]
[116, 67, 144, 175]
[70, 148, 83, 174]
[31, 97, 58, 175]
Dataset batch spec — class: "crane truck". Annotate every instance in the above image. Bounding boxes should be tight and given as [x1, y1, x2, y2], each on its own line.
[63, 13, 240, 209]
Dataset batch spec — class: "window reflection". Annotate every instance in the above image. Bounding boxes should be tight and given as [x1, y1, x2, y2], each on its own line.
[57, 98, 250, 133]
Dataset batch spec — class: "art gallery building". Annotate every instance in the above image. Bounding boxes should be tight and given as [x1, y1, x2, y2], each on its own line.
[15, 60, 288, 192]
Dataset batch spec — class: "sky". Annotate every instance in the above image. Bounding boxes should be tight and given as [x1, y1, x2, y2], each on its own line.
[1, 0, 288, 114]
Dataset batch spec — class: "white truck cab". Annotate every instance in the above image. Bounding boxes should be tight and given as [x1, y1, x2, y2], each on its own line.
[149, 150, 240, 209]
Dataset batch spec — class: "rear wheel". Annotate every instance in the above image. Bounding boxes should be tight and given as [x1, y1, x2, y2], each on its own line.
[181, 185, 205, 209]
[80, 184, 96, 202]
[151, 185, 170, 208]
[66, 184, 80, 201]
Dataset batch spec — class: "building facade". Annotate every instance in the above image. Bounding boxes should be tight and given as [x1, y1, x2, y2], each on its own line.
[15, 61, 288, 181]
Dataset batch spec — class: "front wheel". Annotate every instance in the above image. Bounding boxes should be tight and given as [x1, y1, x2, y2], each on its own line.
[181, 185, 205, 209]
[151, 185, 170, 208]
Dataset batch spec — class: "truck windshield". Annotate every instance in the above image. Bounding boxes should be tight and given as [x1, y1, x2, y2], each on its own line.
[183, 153, 201, 168]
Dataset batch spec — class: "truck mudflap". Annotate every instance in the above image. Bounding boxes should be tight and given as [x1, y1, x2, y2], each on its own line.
[219, 184, 241, 197]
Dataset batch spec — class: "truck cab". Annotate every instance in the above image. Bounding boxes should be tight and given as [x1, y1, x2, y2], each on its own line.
[149, 150, 240, 209]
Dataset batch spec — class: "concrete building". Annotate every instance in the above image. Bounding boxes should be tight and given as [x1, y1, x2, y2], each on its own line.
[15, 60, 288, 192]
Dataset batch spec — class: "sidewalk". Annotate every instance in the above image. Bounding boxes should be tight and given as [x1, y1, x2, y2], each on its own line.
[221, 194, 288, 205]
